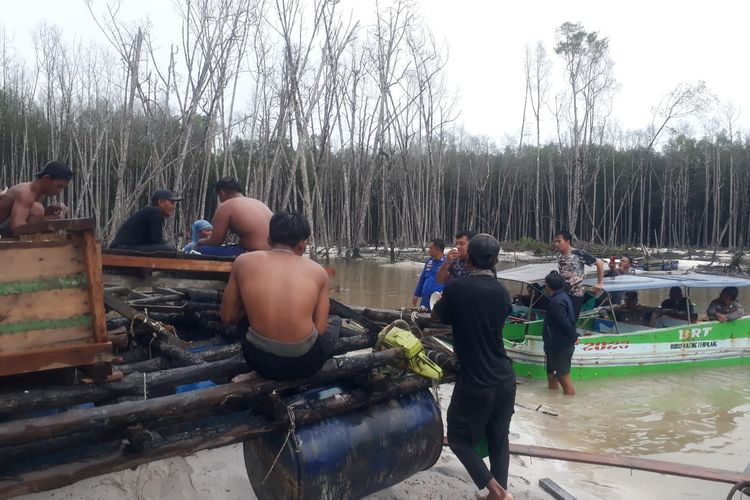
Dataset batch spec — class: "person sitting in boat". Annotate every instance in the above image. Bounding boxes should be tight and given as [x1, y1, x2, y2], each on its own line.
[182, 220, 213, 253]
[412, 238, 446, 311]
[542, 271, 577, 396]
[0, 161, 72, 237]
[194, 176, 272, 255]
[707, 287, 745, 323]
[605, 254, 634, 277]
[660, 286, 696, 321]
[513, 283, 550, 311]
[604, 290, 663, 327]
[436, 230, 475, 283]
[220, 211, 340, 381]
[109, 189, 181, 253]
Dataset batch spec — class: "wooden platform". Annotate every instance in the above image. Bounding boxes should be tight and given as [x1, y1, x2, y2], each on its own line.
[0, 218, 112, 379]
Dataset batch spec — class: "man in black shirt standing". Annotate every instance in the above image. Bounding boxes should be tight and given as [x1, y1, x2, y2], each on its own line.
[432, 233, 515, 500]
[110, 189, 181, 252]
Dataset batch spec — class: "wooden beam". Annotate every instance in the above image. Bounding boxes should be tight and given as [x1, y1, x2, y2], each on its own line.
[0, 342, 112, 377]
[538, 478, 577, 500]
[102, 253, 233, 273]
[80, 232, 107, 343]
[510, 443, 750, 485]
[12, 218, 95, 235]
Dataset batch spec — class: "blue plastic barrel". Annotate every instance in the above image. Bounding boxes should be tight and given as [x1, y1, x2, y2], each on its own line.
[243, 387, 443, 499]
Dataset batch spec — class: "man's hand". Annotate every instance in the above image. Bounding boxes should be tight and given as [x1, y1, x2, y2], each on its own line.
[45, 203, 68, 218]
[446, 247, 459, 261]
[590, 282, 603, 293]
[716, 313, 728, 322]
[412, 296, 418, 307]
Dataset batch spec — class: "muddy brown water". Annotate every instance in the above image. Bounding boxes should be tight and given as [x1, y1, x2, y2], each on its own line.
[331, 258, 750, 499]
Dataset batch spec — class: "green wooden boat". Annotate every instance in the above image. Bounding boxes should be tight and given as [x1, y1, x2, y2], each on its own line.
[499, 267, 750, 379]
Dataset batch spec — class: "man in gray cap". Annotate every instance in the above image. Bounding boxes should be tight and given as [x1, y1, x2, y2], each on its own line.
[432, 233, 515, 500]
[109, 189, 181, 252]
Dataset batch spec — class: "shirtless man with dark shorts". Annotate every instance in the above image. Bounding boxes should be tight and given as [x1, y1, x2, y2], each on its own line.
[195, 177, 273, 255]
[0, 161, 72, 236]
[220, 212, 339, 380]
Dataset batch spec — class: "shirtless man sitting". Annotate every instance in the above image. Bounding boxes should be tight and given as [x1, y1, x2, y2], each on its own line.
[0, 161, 73, 236]
[220, 212, 339, 380]
[196, 177, 273, 255]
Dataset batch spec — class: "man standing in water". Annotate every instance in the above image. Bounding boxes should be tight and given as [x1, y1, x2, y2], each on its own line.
[542, 271, 578, 396]
[0, 161, 72, 236]
[196, 177, 273, 254]
[432, 233, 515, 500]
[554, 229, 604, 319]
[436, 230, 475, 284]
[221, 212, 339, 380]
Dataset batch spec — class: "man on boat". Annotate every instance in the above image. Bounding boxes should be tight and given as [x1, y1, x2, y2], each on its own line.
[195, 177, 273, 255]
[412, 238, 446, 311]
[605, 254, 633, 277]
[0, 161, 72, 236]
[220, 212, 339, 380]
[432, 233, 515, 500]
[436, 230, 475, 284]
[604, 291, 662, 327]
[554, 230, 604, 319]
[109, 189, 181, 252]
[542, 271, 578, 396]
[660, 286, 696, 320]
[707, 287, 745, 322]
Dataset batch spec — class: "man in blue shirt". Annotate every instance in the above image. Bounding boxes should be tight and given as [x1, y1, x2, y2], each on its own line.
[412, 238, 446, 311]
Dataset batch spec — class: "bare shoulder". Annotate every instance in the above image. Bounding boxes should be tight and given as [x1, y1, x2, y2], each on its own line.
[231, 251, 263, 272]
[304, 259, 329, 282]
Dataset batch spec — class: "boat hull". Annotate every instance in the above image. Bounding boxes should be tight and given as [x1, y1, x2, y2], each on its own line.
[504, 318, 750, 379]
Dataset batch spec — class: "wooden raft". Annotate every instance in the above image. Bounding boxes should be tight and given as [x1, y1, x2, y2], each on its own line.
[0, 218, 112, 379]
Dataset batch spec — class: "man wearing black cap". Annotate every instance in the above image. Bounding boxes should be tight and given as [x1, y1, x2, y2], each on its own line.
[109, 189, 181, 252]
[432, 233, 515, 500]
[0, 161, 73, 236]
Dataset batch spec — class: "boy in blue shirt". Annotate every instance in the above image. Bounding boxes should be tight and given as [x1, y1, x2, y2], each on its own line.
[412, 238, 446, 311]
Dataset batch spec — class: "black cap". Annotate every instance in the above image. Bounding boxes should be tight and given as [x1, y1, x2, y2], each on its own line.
[34, 161, 74, 180]
[467, 233, 500, 270]
[151, 189, 182, 205]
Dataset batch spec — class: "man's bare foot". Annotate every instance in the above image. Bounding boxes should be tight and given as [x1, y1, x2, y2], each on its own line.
[231, 372, 258, 383]
[476, 492, 513, 500]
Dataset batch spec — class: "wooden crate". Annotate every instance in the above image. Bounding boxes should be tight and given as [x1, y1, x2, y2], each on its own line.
[0, 219, 112, 379]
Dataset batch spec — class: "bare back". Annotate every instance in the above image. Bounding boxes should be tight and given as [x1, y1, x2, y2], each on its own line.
[228, 251, 329, 342]
[0, 182, 43, 230]
[215, 196, 273, 251]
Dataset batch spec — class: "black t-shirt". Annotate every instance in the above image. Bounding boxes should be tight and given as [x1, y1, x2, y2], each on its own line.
[111, 206, 167, 246]
[433, 273, 515, 386]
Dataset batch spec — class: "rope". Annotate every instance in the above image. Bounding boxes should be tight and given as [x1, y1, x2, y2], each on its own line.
[261, 405, 299, 484]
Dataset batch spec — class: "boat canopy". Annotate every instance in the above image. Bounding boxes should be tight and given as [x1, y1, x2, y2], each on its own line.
[582, 272, 750, 291]
[496, 262, 601, 284]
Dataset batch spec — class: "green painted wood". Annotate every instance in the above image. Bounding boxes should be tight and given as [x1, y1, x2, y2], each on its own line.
[0, 315, 92, 335]
[0, 274, 88, 296]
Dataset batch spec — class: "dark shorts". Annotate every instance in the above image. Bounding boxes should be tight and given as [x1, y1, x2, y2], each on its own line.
[546, 345, 575, 377]
[241, 317, 341, 381]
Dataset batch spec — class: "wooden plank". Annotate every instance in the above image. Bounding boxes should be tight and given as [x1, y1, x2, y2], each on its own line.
[510, 443, 750, 485]
[12, 218, 95, 235]
[0, 288, 90, 325]
[0, 315, 92, 336]
[101, 252, 233, 273]
[0, 274, 88, 295]
[0, 326, 93, 353]
[0, 342, 112, 376]
[538, 478, 577, 500]
[0, 243, 85, 282]
[80, 231, 107, 343]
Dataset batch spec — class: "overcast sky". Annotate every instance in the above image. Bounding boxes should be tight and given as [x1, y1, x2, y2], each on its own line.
[2, 0, 748, 143]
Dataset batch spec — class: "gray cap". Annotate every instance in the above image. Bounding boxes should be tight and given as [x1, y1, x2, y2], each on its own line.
[467, 233, 500, 269]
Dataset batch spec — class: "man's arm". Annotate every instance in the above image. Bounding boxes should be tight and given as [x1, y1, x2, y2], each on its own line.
[313, 268, 330, 334]
[413, 262, 427, 306]
[220, 267, 245, 324]
[198, 204, 230, 247]
[9, 191, 34, 232]
[706, 300, 719, 320]
[725, 302, 745, 321]
[435, 257, 453, 284]
[593, 259, 605, 290]
[147, 210, 167, 244]
[431, 283, 452, 323]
